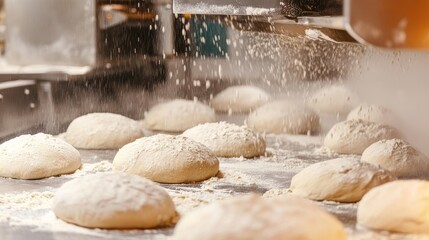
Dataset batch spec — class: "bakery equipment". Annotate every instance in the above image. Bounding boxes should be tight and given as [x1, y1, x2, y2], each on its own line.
[0, 1, 427, 153]
[1, 0, 178, 80]
[0, 0, 187, 138]
[172, 0, 429, 153]
[1, 0, 429, 239]
[3, 0, 425, 141]
[173, 0, 429, 50]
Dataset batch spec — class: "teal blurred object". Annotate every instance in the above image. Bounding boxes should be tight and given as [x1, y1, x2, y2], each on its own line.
[192, 17, 228, 57]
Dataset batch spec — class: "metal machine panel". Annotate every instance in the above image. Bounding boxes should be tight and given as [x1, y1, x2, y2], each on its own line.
[4, 0, 96, 66]
[0, 80, 41, 139]
[173, 0, 280, 15]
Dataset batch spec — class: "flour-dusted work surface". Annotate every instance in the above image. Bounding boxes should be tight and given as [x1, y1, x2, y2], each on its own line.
[0, 135, 429, 240]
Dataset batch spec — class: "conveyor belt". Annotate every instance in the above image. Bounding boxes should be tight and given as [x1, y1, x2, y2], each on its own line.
[0, 135, 426, 240]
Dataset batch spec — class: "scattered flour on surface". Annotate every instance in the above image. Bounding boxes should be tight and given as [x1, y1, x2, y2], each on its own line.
[262, 188, 290, 198]
[0, 191, 54, 211]
[70, 160, 113, 177]
[0, 135, 427, 239]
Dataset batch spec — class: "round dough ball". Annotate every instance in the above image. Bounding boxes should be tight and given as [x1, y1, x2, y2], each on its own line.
[113, 134, 219, 184]
[53, 172, 177, 229]
[361, 139, 429, 178]
[308, 85, 360, 115]
[172, 194, 346, 240]
[210, 86, 271, 113]
[324, 119, 399, 154]
[357, 180, 429, 234]
[347, 104, 393, 125]
[65, 113, 144, 150]
[0, 133, 81, 180]
[143, 99, 216, 132]
[289, 158, 396, 203]
[246, 101, 320, 135]
[182, 122, 266, 158]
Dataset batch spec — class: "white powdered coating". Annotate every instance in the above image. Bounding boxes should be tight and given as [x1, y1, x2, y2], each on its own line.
[0, 133, 81, 180]
[172, 195, 347, 240]
[358, 180, 429, 234]
[65, 113, 144, 150]
[182, 122, 266, 158]
[210, 86, 271, 113]
[262, 188, 290, 198]
[0, 191, 54, 210]
[165, 170, 255, 215]
[173, 3, 276, 15]
[53, 172, 177, 229]
[70, 161, 112, 177]
[289, 158, 396, 203]
[308, 85, 360, 115]
[245, 7, 276, 15]
[174, 3, 241, 14]
[113, 134, 219, 184]
[324, 120, 399, 154]
[246, 100, 320, 135]
[143, 99, 216, 132]
[361, 139, 429, 178]
[347, 104, 393, 125]
[107, 169, 256, 216]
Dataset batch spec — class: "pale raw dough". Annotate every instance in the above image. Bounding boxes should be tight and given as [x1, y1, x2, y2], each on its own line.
[324, 119, 399, 154]
[246, 100, 320, 135]
[143, 99, 216, 132]
[53, 172, 177, 229]
[113, 134, 219, 184]
[308, 85, 359, 115]
[210, 86, 271, 113]
[289, 158, 396, 203]
[0, 133, 81, 180]
[182, 122, 266, 158]
[347, 104, 393, 125]
[361, 139, 429, 178]
[172, 194, 346, 240]
[357, 180, 429, 234]
[65, 112, 144, 150]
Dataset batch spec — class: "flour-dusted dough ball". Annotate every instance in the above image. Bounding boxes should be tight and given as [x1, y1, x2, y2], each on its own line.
[358, 180, 429, 234]
[182, 122, 266, 158]
[113, 134, 219, 184]
[289, 158, 396, 203]
[210, 86, 271, 113]
[308, 85, 360, 115]
[347, 104, 393, 125]
[361, 139, 429, 178]
[65, 113, 144, 150]
[53, 172, 177, 229]
[246, 101, 320, 135]
[172, 194, 346, 240]
[324, 120, 399, 154]
[0, 133, 81, 180]
[143, 99, 216, 132]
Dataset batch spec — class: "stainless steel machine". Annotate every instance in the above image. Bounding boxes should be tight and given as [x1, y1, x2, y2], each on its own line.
[0, 0, 186, 138]
[1, 1, 429, 239]
[174, 0, 429, 50]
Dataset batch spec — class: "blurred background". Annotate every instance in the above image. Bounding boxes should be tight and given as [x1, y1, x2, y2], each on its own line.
[0, 0, 429, 154]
